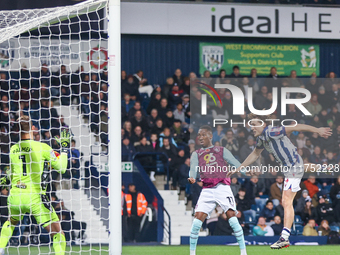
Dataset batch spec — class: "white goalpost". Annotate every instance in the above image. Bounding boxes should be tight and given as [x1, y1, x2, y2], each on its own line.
[108, 0, 122, 254]
[0, 0, 121, 254]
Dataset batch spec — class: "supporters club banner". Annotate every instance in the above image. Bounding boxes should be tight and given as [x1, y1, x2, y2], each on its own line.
[199, 43, 320, 76]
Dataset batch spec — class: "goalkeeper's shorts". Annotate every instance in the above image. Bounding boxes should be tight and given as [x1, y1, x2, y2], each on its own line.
[8, 193, 59, 228]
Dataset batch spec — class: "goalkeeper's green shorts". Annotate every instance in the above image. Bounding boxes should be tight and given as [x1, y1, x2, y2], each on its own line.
[8, 193, 59, 228]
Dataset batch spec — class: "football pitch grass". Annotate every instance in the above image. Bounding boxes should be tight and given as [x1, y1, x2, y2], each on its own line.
[5, 245, 339, 254]
[122, 245, 339, 255]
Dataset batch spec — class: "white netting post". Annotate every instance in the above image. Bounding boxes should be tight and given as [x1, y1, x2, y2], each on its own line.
[108, 0, 122, 254]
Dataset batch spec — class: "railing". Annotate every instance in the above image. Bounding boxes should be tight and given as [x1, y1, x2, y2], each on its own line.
[163, 207, 171, 245]
[132, 152, 170, 190]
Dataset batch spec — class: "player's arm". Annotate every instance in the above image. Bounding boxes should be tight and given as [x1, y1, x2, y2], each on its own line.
[226, 147, 263, 177]
[42, 143, 68, 174]
[285, 124, 332, 138]
[188, 151, 198, 184]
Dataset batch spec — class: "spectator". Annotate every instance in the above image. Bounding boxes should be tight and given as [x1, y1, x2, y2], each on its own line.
[315, 194, 335, 225]
[158, 98, 170, 119]
[304, 94, 322, 117]
[173, 103, 186, 125]
[229, 65, 242, 86]
[172, 119, 186, 145]
[289, 70, 303, 87]
[271, 216, 283, 236]
[133, 70, 153, 97]
[164, 110, 175, 128]
[212, 125, 225, 144]
[296, 189, 309, 216]
[302, 219, 318, 236]
[122, 75, 139, 101]
[244, 175, 266, 200]
[159, 128, 177, 147]
[147, 109, 159, 129]
[122, 137, 135, 161]
[254, 86, 270, 110]
[253, 217, 274, 236]
[303, 175, 320, 200]
[168, 84, 184, 110]
[330, 176, 340, 222]
[260, 200, 276, 223]
[130, 126, 144, 145]
[163, 77, 175, 98]
[230, 177, 241, 197]
[318, 220, 331, 236]
[239, 136, 255, 162]
[300, 196, 314, 223]
[130, 110, 148, 132]
[309, 146, 324, 164]
[125, 183, 148, 242]
[220, 130, 239, 156]
[147, 92, 162, 114]
[160, 137, 177, 160]
[173, 68, 184, 87]
[178, 158, 190, 191]
[150, 133, 159, 151]
[181, 77, 190, 95]
[235, 187, 255, 220]
[207, 207, 222, 236]
[270, 175, 283, 207]
[152, 119, 165, 136]
[122, 94, 135, 114]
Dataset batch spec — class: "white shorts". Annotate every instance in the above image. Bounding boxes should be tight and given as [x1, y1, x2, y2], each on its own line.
[195, 183, 236, 219]
[283, 177, 302, 192]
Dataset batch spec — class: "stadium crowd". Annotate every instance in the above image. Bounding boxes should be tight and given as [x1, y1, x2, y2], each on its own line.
[1, 64, 340, 240]
[120, 66, 340, 238]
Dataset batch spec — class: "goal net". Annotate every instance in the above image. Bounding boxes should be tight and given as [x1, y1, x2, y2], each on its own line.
[0, 0, 110, 254]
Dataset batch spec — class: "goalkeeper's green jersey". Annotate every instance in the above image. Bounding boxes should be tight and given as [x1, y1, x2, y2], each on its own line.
[9, 139, 68, 194]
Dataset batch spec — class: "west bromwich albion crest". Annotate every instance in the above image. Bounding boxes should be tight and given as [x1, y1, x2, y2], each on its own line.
[202, 46, 224, 72]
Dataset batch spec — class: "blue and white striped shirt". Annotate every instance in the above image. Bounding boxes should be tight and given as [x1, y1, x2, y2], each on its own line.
[256, 125, 300, 168]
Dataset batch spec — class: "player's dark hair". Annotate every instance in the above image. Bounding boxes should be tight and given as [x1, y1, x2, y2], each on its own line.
[17, 115, 31, 134]
[199, 125, 212, 133]
[248, 113, 272, 126]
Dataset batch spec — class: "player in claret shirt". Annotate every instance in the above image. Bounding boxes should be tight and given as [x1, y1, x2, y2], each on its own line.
[188, 125, 247, 255]
[0, 116, 71, 255]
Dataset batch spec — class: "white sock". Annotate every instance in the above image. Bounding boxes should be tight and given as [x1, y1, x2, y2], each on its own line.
[190, 250, 196, 255]
[281, 227, 291, 240]
[240, 248, 247, 255]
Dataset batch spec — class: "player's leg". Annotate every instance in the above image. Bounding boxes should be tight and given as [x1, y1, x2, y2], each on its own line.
[33, 194, 66, 255]
[190, 189, 215, 255]
[226, 210, 247, 255]
[219, 184, 247, 255]
[271, 178, 299, 249]
[190, 212, 208, 255]
[44, 222, 66, 255]
[0, 217, 19, 254]
[0, 195, 23, 254]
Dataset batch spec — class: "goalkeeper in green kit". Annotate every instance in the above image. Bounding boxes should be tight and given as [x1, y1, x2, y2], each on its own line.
[0, 116, 72, 255]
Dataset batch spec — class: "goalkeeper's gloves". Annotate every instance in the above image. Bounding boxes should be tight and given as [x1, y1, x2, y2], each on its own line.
[0, 176, 10, 191]
[55, 128, 73, 153]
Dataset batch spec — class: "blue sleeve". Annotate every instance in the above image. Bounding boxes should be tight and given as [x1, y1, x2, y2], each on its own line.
[189, 151, 198, 179]
[223, 148, 241, 168]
